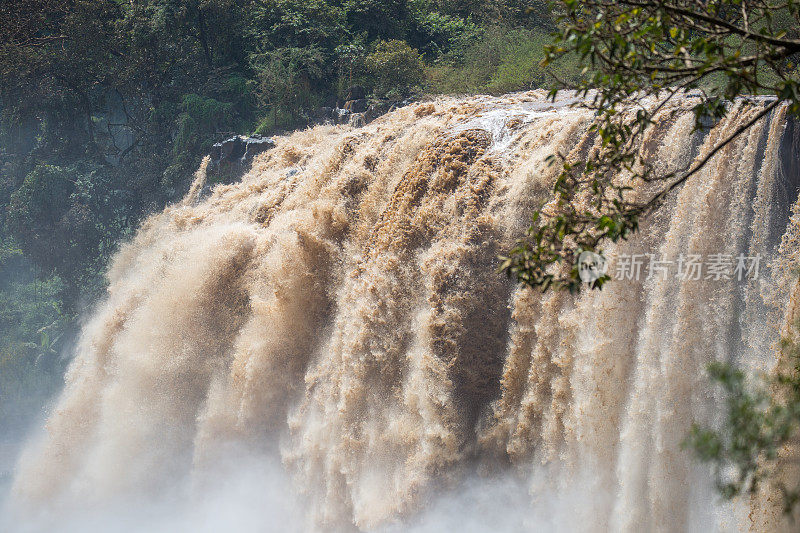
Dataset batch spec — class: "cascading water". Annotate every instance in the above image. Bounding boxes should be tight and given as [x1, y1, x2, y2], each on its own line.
[4, 91, 800, 532]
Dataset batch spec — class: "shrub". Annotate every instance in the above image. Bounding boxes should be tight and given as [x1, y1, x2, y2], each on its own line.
[365, 40, 425, 99]
[408, 9, 480, 56]
[425, 27, 582, 95]
[251, 46, 325, 132]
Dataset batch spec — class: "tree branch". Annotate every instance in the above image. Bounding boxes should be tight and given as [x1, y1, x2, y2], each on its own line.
[644, 97, 782, 211]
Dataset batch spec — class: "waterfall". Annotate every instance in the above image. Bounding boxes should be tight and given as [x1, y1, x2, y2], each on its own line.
[5, 91, 800, 532]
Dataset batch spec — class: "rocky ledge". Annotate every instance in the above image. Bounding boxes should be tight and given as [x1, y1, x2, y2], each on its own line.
[209, 134, 276, 168]
[208, 89, 414, 178]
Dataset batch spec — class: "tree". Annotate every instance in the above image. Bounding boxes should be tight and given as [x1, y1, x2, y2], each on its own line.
[251, 46, 325, 129]
[500, 0, 800, 292]
[365, 40, 425, 98]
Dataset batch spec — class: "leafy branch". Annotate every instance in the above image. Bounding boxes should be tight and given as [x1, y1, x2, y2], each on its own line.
[502, 0, 800, 291]
[685, 318, 800, 513]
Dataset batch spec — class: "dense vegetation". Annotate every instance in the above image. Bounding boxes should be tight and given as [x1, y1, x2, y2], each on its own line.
[0, 1, 567, 434]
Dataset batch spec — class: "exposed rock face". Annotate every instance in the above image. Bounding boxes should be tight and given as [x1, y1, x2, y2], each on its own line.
[331, 99, 411, 127]
[206, 135, 276, 186]
[210, 135, 276, 167]
[206, 97, 414, 181]
[344, 98, 369, 114]
[348, 113, 365, 128]
[243, 136, 275, 160]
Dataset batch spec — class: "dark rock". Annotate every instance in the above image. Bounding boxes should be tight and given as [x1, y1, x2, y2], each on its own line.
[323, 94, 338, 107]
[219, 136, 246, 161]
[349, 113, 366, 128]
[315, 107, 336, 122]
[369, 101, 393, 116]
[363, 107, 374, 124]
[389, 97, 417, 114]
[346, 85, 366, 101]
[243, 136, 275, 161]
[211, 135, 275, 167]
[363, 101, 394, 124]
[199, 184, 213, 201]
[209, 143, 221, 161]
[344, 99, 369, 114]
[302, 98, 411, 130]
[334, 107, 351, 125]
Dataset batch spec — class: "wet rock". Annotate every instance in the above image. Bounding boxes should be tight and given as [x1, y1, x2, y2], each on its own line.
[346, 85, 366, 101]
[219, 136, 246, 161]
[315, 107, 337, 123]
[368, 101, 393, 117]
[335, 107, 351, 125]
[362, 101, 395, 124]
[344, 99, 369, 114]
[208, 135, 276, 184]
[349, 113, 366, 128]
[302, 97, 414, 130]
[389, 97, 417, 113]
[208, 143, 221, 161]
[199, 184, 213, 201]
[210, 135, 275, 167]
[243, 136, 275, 161]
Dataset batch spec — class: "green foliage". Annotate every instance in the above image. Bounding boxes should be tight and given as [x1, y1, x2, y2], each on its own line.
[253, 108, 298, 136]
[247, 0, 348, 51]
[487, 39, 546, 93]
[0, 264, 68, 432]
[174, 94, 234, 156]
[341, 0, 407, 42]
[5, 162, 131, 306]
[7, 165, 74, 259]
[426, 26, 582, 95]
[685, 322, 800, 512]
[251, 46, 325, 132]
[334, 41, 369, 99]
[407, 4, 481, 56]
[365, 40, 425, 99]
[501, 0, 800, 292]
[0, 239, 22, 267]
[428, 0, 552, 27]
